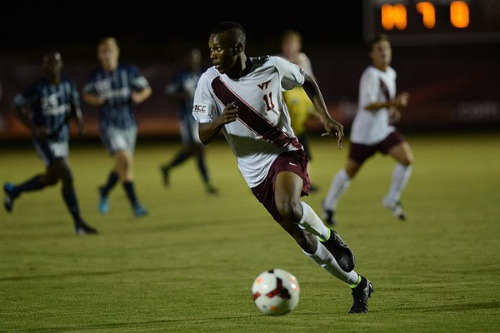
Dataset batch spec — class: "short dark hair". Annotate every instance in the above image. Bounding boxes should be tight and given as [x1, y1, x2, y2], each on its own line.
[281, 29, 302, 43]
[368, 34, 390, 51]
[42, 50, 62, 64]
[210, 21, 247, 47]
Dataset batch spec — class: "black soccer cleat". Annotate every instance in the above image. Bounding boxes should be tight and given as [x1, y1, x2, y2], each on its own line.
[349, 276, 373, 313]
[321, 200, 336, 226]
[160, 165, 170, 187]
[3, 182, 16, 213]
[205, 183, 219, 195]
[309, 183, 319, 193]
[323, 209, 336, 226]
[321, 230, 355, 272]
[75, 221, 98, 235]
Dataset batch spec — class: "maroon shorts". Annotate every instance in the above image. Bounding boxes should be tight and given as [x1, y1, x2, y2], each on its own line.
[349, 130, 405, 164]
[251, 150, 311, 222]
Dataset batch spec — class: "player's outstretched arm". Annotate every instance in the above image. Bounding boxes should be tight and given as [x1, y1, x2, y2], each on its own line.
[302, 74, 344, 149]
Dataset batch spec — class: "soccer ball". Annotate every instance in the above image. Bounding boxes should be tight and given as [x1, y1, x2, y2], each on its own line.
[251, 268, 300, 315]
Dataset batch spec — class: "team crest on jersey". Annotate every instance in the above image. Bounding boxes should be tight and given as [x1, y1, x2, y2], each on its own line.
[193, 103, 208, 114]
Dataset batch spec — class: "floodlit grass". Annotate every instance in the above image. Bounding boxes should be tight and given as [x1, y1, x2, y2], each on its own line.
[0, 132, 499, 332]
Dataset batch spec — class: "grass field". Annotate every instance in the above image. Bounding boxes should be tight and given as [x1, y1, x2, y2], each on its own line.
[0, 132, 499, 332]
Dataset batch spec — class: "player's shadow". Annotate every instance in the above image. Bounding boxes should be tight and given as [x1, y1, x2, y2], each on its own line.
[0, 266, 177, 282]
[17, 316, 257, 332]
[404, 301, 500, 312]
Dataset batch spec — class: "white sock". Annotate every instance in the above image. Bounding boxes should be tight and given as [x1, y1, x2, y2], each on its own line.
[302, 239, 359, 284]
[324, 169, 351, 211]
[385, 164, 413, 203]
[299, 201, 330, 241]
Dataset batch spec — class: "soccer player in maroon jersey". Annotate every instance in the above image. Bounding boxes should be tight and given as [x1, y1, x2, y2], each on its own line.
[192, 21, 373, 313]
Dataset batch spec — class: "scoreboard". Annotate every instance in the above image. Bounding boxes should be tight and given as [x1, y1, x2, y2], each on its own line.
[363, 0, 500, 45]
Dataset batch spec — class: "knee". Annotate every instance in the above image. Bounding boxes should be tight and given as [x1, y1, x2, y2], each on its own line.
[345, 168, 357, 179]
[345, 163, 360, 179]
[401, 154, 414, 167]
[276, 199, 302, 223]
[121, 157, 133, 170]
[42, 175, 58, 186]
[116, 151, 133, 168]
[61, 172, 74, 188]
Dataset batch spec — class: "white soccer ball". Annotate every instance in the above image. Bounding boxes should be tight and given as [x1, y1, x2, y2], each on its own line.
[251, 268, 300, 315]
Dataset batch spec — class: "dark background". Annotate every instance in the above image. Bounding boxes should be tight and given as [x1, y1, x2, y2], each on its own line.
[1, 1, 499, 139]
[0, 2, 365, 61]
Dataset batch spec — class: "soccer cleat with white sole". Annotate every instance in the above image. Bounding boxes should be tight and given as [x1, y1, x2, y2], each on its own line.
[383, 198, 407, 221]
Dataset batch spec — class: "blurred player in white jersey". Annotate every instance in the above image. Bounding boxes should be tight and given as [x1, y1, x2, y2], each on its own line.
[322, 34, 414, 226]
[192, 21, 373, 313]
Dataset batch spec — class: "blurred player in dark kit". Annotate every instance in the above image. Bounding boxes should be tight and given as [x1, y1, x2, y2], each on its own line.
[160, 48, 218, 195]
[4, 51, 97, 235]
[83, 37, 151, 217]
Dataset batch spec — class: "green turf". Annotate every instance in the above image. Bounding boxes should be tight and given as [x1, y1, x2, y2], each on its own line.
[1, 132, 499, 332]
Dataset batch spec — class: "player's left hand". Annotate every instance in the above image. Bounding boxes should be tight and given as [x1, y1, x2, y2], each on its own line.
[321, 119, 344, 149]
[131, 91, 146, 105]
[389, 107, 401, 124]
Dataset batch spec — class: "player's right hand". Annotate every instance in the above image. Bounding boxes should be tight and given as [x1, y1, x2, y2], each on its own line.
[395, 92, 409, 108]
[221, 102, 239, 124]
